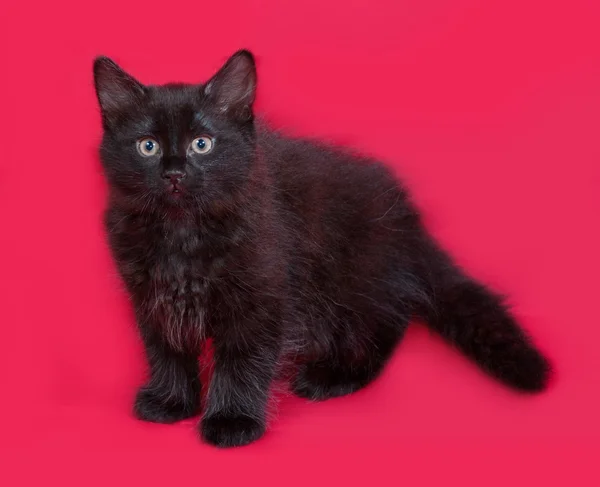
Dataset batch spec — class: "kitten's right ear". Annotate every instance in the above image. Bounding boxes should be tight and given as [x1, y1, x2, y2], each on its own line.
[93, 56, 146, 126]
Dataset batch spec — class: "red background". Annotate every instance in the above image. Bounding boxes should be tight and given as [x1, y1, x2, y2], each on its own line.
[1, 0, 599, 485]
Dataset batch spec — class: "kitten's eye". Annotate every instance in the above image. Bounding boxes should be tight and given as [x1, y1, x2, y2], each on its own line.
[138, 138, 160, 157]
[191, 136, 214, 155]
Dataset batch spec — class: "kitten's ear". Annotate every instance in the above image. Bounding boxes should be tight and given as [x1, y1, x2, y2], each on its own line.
[204, 50, 256, 122]
[93, 56, 146, 126]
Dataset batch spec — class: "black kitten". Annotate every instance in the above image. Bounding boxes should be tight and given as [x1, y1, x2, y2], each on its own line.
[93, 50, 550, 448]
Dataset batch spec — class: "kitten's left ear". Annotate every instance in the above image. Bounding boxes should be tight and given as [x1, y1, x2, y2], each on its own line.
[204, 50, 257, 122]
[93, 56, 146, 127]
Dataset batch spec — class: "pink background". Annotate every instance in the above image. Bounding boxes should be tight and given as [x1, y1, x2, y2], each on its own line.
[1, 0, 599, 484]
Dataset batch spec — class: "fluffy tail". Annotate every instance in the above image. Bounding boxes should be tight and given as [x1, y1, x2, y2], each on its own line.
[420, 259, 550, 392]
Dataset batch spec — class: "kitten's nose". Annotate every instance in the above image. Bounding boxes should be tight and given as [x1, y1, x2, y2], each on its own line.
[162, 169, 186, 183]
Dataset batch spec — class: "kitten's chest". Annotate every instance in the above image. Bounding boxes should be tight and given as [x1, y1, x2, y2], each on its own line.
[148, 250, 209, 350]
[115, 219, 212, 350]
[151, 225, 213, 346]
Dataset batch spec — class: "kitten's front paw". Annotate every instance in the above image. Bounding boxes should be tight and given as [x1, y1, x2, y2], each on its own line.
[134, 386, 199, 424]
[200, 414, 265, 448]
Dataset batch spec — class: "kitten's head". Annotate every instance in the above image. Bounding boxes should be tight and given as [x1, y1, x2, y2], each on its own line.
[93, 50, 257, 211]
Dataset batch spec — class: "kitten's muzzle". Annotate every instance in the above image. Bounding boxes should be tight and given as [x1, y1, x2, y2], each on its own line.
[161, 169, 186, 193]
[162, 169, 186, 184]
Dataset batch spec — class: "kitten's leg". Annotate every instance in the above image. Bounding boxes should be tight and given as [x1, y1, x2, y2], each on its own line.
[293, 323, 405, 401]
[134, 329, 201, 423]
[200, 312, 281, 448]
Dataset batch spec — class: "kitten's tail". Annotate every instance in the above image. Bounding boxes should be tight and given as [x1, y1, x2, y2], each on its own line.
[418, 254, 551, 392]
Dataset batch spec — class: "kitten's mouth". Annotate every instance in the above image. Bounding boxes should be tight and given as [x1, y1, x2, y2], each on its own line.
[168, 183, 183, 196]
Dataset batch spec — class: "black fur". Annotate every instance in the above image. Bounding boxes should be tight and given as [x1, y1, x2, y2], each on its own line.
[93, 50, 550, 448]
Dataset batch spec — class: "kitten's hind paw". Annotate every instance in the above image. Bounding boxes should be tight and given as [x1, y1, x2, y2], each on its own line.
[134, 386, 199, 424]
[292, 361, 374, 401]
[200, 414, 265, 448]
